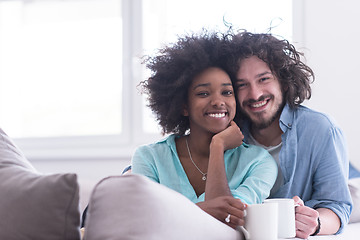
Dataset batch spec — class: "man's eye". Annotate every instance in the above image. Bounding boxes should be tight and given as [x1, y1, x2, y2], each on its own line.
[236, 83, 247, 89]
[260, 77, 270, 82]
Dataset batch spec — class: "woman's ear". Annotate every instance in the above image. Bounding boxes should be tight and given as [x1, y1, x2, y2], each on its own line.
[182, 104, 189, 116]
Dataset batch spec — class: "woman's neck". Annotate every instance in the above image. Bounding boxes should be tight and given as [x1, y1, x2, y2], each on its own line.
[186, 131, 213, 159]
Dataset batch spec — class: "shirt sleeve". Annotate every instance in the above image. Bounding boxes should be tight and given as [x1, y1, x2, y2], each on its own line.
[305, 126, 352, 234]
[131, 145, 160, 183]
[229, 146, 278, 205]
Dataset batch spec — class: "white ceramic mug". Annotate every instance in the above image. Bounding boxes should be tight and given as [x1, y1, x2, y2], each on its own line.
[239, 202, 278, 240]
[264, 198, 297, 238]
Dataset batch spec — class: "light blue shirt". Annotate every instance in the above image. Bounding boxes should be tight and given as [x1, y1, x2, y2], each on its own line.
[242, 104, 352, 233]
[131, 134, 277, 205]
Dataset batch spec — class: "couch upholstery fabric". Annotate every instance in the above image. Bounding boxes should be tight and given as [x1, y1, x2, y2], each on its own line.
[0, 128, 81, 240]
[84, 174, 242, 240]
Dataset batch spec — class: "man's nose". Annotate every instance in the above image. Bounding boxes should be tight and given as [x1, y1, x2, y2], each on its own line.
[247, 85, 263, 100]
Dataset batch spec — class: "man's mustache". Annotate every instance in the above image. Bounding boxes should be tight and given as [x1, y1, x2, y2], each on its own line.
[243, 95, 273, 105]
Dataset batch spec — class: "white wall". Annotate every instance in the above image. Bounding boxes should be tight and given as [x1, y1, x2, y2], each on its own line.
[30, 0, 360, 211]
[293, 0, 360, 170]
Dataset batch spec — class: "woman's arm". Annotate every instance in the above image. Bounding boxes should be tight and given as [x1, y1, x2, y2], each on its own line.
[205, 121, 244, 200]
[200, 121, 247, 228]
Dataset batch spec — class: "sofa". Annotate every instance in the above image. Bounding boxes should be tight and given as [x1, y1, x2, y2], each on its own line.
[1, 127, 360, 240]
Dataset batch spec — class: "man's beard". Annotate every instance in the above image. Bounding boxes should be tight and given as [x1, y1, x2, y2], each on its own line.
[240, 95, 285, 130]
[252, 106, 283, 129]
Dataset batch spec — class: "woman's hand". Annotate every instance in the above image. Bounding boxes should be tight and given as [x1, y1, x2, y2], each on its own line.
[196, 196, 247, 229]
[211, 121, 244, 151]
[205, 121, 244, 200]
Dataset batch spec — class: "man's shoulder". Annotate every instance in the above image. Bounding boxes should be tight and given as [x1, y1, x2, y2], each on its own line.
[290, 105, 339, 128]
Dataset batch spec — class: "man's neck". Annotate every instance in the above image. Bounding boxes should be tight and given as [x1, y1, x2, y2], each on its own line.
[250, 117, 283, 147]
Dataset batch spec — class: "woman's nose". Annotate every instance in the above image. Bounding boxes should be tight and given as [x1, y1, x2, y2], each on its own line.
[211, 95, 225, 107]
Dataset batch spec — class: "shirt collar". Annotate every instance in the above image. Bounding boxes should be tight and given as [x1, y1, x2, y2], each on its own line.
[164, 134, 180, 153]
[279, 103, 294, 133]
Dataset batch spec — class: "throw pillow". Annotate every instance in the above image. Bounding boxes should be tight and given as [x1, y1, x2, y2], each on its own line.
[0, 128, 81, 240]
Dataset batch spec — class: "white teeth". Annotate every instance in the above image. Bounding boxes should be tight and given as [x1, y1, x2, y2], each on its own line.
[251, 101, 267, 108]
[208, 113, 226, 118]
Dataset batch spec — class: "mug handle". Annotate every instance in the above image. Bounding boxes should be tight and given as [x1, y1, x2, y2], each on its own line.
[238, 226, 250, 239]
[237, 209, 250, 239]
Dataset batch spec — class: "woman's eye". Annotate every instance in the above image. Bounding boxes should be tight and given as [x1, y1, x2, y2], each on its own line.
[223, 90, 233, 96]
[196, 92, 209, 97]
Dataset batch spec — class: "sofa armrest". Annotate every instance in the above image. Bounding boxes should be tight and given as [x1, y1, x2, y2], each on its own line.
[84, 174, 242, 240]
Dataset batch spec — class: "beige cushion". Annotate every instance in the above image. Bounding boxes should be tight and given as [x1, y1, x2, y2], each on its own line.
[349, 178, 360, 223]
[0, 128, 81, 240]
[84, 174, 242, 240]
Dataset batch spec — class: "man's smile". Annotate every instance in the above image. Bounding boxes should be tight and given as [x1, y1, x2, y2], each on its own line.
[245, 96, 273, 112]
[250, 100, 267, 108]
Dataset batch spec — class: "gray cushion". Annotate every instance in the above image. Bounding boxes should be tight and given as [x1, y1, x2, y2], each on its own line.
[349, 178, 360, 223]
[349, 163, 360, 179]
[84, 174, 241, 240]
[0, 128, 81, 240]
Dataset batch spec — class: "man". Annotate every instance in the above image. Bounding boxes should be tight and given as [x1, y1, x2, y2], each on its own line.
[225, 31, 352, 239]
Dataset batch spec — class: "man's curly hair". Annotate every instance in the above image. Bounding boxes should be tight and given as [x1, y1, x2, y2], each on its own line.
[140, 31, 231, 136]
[225, 31, 314, 109]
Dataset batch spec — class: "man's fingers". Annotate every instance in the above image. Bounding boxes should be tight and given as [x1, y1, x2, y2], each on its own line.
[292, 195, 304, 206]
[296, 229, 310, 239]
[295, 206, 319, 238]
[295, 205, 319, 219]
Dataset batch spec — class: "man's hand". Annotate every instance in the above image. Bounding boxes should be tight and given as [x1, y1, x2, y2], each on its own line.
[293, 196, 319, 239]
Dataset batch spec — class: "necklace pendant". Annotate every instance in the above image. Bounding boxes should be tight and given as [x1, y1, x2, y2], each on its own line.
[185, 138, 208, 182]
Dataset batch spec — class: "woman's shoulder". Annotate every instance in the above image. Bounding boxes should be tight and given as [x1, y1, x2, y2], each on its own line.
[239, 143, 272, 156]
[234, 143, 276, 165]
[134, 134, 176, 154]
[227, 143, 273, 160]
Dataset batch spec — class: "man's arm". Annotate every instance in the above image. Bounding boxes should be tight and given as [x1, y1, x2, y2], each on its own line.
[305, 124, 352, 234]
[293, 196, 341, 239]
[317, 208, 341, 235]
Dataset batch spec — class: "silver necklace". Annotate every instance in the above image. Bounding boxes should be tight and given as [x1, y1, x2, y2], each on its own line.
[185, 138, 207, 181]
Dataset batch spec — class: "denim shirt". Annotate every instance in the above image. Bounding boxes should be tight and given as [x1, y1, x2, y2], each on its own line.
[241, 104, 352, 233]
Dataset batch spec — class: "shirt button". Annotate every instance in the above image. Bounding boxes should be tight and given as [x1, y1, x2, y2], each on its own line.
[288, 123, 292, 127]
